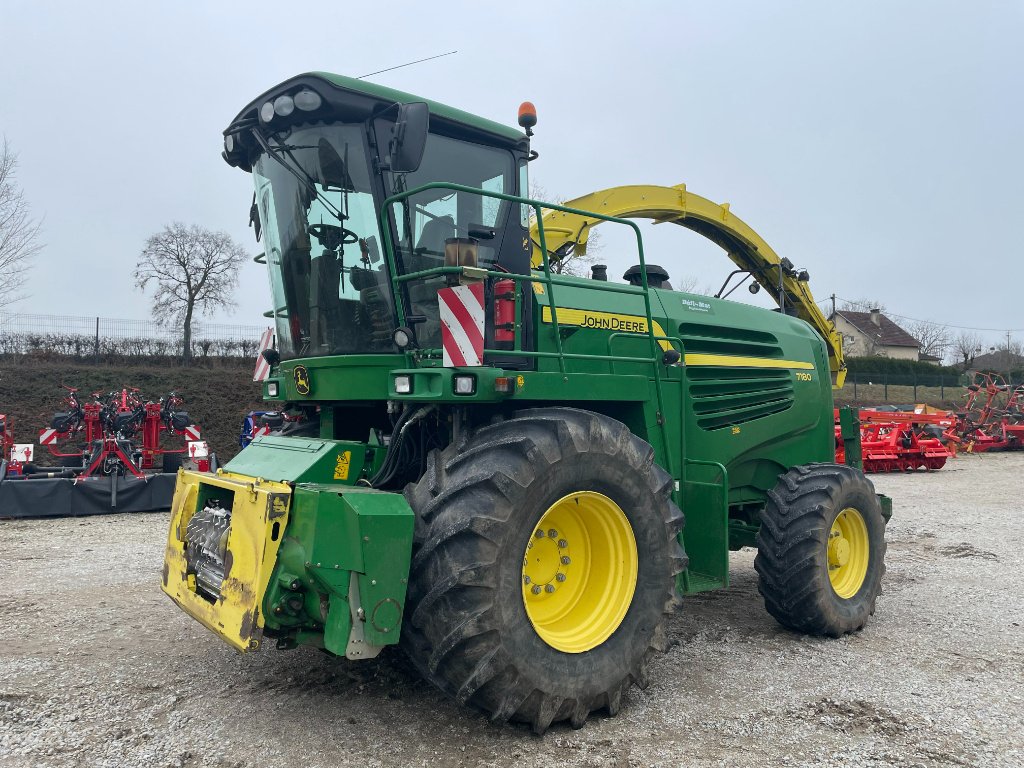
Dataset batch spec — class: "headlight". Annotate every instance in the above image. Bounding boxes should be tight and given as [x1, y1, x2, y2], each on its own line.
[454, 375, 476, 395]
[393, 327, 414, 349]
[273, 95, 295, 117]
[394, 375, 412, 394]
[267, 381, 279, 397]
[259, 101, 275, 123]
[294, 89, 322, 111]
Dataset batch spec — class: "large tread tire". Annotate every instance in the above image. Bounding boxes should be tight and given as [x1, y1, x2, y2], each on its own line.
[755, 463, 886, 637]
[402, 407, 686, 734]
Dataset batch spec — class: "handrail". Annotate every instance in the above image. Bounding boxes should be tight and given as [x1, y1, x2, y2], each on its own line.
[528, 184, 845, 387]
[378, 181, 676, 479]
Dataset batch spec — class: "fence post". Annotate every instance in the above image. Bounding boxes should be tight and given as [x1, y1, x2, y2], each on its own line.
[94, 317, 100, 363]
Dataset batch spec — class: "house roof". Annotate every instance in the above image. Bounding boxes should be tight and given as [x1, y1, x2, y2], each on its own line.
[969, 351, 1024, 370]
[833, 311, 920, 348]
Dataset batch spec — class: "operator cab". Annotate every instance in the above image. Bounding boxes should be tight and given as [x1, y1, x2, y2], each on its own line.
[221, 73, 532, 362]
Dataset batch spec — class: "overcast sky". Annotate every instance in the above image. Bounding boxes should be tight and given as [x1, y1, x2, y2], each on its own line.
[2, 1, 1021, 352]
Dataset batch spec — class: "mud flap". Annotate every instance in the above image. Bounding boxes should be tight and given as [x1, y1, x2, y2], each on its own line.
[161, 470, 291, 652]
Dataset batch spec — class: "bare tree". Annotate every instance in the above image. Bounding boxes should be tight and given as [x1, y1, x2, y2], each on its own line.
[0, 138, 43, 307]
[908, 319, 950, 360]
[528, 183, 602, 276]
[675, 274, 714, 295]
[951, 330, 984, 369]
[135, 223, 248, 364]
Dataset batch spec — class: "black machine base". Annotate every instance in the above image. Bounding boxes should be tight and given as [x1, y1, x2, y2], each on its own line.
[0, 473, 178, 519]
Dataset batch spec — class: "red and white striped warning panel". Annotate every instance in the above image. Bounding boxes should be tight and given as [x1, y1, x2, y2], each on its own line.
[184, 425, 202, 441]
[38, 428, 58, 445]
[253, 328, 274, 382]
[439, 283, 484, 367]
[253, 425, 271, 440]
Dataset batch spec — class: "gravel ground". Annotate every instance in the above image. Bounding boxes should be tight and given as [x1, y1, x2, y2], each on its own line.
[1, 453, 1022, 767]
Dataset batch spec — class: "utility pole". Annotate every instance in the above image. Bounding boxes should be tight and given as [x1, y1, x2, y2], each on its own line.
[830, 293, 836, 318]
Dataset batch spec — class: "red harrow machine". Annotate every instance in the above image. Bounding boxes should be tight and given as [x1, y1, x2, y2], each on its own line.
[835, 408, 953, 473]
[1, 385, 213, 519]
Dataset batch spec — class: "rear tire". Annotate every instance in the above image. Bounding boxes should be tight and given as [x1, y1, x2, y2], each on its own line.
[755, 463, 886, 637]
[402, 407, 686, 733]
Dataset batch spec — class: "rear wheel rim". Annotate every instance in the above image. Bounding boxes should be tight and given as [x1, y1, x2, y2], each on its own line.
[828, 506, 870, 598]
[521, 491, 638, 653]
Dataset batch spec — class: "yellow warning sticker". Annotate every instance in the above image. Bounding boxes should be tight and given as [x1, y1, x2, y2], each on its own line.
[333, 451, 352, 481]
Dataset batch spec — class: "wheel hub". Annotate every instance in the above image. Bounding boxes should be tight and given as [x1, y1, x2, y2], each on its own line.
[521, 491, 638, 654]
[827, 507, 870, 599]
[523, 531, 568, 591]
[828, 535, 851, 567]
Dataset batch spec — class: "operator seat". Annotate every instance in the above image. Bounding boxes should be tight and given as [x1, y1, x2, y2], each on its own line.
[415, 215, 456, 260]
[406, 215, 456, 349]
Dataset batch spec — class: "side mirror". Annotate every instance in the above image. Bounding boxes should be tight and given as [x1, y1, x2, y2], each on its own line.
[389, 102, 429, 173]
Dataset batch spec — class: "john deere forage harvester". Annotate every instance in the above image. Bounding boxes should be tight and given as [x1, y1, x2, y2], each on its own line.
[162, 72, 889, 733]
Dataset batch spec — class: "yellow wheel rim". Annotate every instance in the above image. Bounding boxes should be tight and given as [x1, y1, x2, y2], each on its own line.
[828, 507, 870, 599]
[521, 491, 638, 653]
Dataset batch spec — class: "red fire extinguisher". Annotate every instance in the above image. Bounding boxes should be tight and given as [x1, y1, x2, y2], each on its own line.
[493, 279, 517, 342]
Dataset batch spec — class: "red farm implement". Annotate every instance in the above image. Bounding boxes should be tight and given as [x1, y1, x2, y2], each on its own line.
[944, 374, 1024, 452]
[835, 408, 953, 473]
[1, 385, 215, 519]
[38, 387, 203, 478]
[1, 413, 35, 479]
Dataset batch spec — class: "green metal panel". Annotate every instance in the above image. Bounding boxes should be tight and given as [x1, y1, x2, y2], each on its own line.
[224, 436, 372, 485]
[263, 485, 414, 655]
[839, 406, 863, 470]
[275, 355, 406, 402]
[679, 460, 729, 594]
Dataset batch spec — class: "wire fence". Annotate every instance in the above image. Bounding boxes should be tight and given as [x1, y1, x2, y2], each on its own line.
[0, 313, 268, 362]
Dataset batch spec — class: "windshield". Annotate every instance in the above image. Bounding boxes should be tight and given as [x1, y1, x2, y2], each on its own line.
[385, 133, 520, 349]
[254, 124, 395, 358]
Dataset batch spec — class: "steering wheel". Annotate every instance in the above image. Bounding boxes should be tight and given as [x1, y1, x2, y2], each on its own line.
[308, 223, 359, 251]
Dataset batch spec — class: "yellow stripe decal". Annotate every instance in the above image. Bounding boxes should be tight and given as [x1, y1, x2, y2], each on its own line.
[540, 307, 672, 351]
[537, 307, 811, 370]
[684, 354, 814, 370]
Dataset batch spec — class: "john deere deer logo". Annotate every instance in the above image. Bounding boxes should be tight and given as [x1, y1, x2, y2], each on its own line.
[293, 365, 311, 395]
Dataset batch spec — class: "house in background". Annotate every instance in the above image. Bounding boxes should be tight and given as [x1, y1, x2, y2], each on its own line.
[967, 350, 1024, 375]
[829, 309, 921, 360]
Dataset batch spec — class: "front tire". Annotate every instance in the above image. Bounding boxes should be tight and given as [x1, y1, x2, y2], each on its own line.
[755, 463, 886, 637]
[402, 408, 686, 733]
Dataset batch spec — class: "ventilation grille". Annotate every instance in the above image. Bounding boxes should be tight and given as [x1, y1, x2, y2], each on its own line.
[678, 322, 783, 357]
[680, 323, 796, 429]
[688, 367, 794, 430]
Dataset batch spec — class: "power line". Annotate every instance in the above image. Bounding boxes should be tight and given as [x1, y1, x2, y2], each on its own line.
[831, 297, 1024, 333]
[357, 51, 458, 79]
